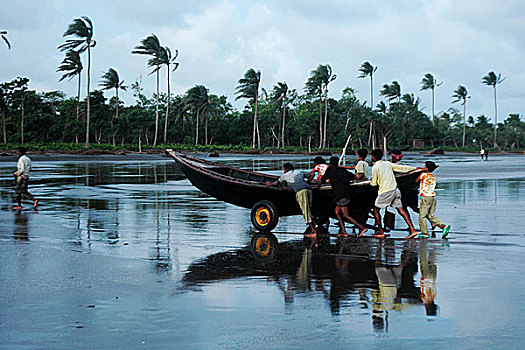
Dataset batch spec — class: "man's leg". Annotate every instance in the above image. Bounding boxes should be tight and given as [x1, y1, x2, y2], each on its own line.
[372, 207, 385, 237]
[396, 207, 417, 238]
[341, 206, 368, 236]
[427, 197, 445, 229]
[297, 190, 316, 237]
[335, 206, 348, 236]
[418, 197, 431, 237]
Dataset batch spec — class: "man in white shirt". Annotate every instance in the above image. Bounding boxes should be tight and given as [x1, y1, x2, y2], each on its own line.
[13, 147, 38, 210]
[370, 149, 417, 239]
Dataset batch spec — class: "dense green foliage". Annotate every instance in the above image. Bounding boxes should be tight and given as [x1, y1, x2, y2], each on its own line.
[0, 75, 523, 153]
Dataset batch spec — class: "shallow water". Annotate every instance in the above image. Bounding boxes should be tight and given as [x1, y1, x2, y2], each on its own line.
[0, 152, 524, 348]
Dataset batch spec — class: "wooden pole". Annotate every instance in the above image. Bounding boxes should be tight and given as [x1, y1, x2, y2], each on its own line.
[383, 136, 388, 161]
[339, 134, 352, 165]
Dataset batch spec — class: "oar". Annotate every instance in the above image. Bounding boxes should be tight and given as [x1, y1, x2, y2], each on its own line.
[338, 134, 352, 165]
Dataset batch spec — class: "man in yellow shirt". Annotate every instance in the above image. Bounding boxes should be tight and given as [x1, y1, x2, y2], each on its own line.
[370, 149, 418, 238]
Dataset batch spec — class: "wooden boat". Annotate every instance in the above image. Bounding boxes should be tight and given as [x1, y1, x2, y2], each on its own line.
[166, 149, 421, 231]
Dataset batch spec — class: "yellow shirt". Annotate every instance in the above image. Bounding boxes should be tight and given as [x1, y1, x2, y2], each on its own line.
[371, 160, 416, 195]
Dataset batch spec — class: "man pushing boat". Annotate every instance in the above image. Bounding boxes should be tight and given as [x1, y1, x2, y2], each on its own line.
[267, 162, 317, 237]
[370, 149, 418, 239]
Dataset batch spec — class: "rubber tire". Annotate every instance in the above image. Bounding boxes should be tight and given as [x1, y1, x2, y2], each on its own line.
[250, 232, 279, 263]
[251, 200, 279, 232]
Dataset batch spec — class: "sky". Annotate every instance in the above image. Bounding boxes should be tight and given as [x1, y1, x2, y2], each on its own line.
[1, 0, 524, 123]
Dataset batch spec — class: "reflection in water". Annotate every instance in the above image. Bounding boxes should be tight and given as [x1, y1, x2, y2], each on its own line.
[184, 232, 442, 331]
[13, 211, 29, 241]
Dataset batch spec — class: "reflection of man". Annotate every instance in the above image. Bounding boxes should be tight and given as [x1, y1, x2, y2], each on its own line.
[419, 240, 438, 316]
[14, 211, 29, 241]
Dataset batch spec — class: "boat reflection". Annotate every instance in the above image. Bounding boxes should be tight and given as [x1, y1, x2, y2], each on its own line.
[184, 232, 441, 331]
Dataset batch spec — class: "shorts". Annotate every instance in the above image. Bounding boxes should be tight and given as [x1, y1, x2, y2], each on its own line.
[375, 188, 402, 209]
[15, 177, 29, 195]
[335, 197, 350, 207]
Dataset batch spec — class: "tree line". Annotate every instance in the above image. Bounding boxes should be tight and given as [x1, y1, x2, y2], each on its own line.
[1, 17, 523, 152]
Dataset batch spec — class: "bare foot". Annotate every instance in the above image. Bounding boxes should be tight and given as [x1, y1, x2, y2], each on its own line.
[358, 228, 368, 237]
[372, 233, 385, 238]
[13, 206, 22, 211]
[305, 232, 317, 238]
[337, 232, 349, 237]
[404, 232, 418, 239]
[33, 200, 39, 209]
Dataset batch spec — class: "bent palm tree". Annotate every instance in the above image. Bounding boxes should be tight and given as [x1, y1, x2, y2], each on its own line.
[271, 82, 288, 148]
[159, 46, 179, 144]
[452, 85, 469, 147]
[57, 50, 83, 143]
[1, 30, 10, 49]
[99, 68, 126, 145]
[358, 61, 377, 107]
[420, 73, 442, 124]
[482, 71, 506, 148]
[132, 34, 163, 147]
[58, 16, 96, 148]
[236, 68, 261, 149]
[185, 85, 209, 146]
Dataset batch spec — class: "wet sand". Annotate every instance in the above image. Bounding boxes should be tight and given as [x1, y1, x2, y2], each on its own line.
[1, 153, 524, 348]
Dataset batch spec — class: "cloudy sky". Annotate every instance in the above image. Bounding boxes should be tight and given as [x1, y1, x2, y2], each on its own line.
[1, 0, 523, 122]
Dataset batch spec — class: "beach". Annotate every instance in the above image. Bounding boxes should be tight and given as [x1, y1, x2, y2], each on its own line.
[1, 152, 524, 348]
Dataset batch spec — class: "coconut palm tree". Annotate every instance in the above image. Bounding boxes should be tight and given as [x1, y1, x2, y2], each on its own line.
[420, 73, 442, 124]
[319, 64, 336, 149]
[185, 85, 209, 146]
[380, 81, 401, 106]
[236, 68, 261, 149]
[58, 16, 96, 148]
[132, 34, 163, 147]
[271, 82, 289, 148]
[159, 46, 179, 144]
[452, 85, 470, 147]
[57, 50, 83, 143]
[482, 71, 506, 148]
[99, 68, 126, 145]
[1, 30, 10, 49]
[305, 67, 324, 148]
[357, 61, 377, 108]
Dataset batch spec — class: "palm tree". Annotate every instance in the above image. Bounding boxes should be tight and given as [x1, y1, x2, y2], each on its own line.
[57, 50, 83, 143]
[159, 46, 179, 144]
[420, 73, 442, 124]
[380, 81, 401, 106]
[236, 68, 261, 149]
[482, 71, 506, 148]
[357, 61, 377, 107]
[1, 30, 10, 49]
[185, 85, 209, 146]
[99, 68, 126, 145]
[305, 67, 324, 148]
[58, 16, 96, 148]
[452, 85, 469, 147]
[319, 64, 336, 149]
[132, 34, 163, 147]
[271, 82, 289, 148]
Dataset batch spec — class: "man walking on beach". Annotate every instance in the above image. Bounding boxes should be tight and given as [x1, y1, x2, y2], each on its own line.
[267, 162, 317, 237]
[13, 147, 38, 210]
[370, 149, 417, 238]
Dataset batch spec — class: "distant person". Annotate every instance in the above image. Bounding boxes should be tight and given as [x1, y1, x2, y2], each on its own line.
[267, 162, 317, 237]
[370, 149, 418, 238]
[484, 149, 488, 160]
[13, 147, 38, 210]
[308, 156, 329, 182]
[480, 148, 485, 160]
[317, 157, 368, 237]
[391, 149, 404, 164]
[416, 161, 451, 239]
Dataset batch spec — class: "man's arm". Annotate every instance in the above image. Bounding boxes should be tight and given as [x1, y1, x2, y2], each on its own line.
[370, 166, 378, 186]
[391, 163, 417, 173]
[14, 158, 23, 177]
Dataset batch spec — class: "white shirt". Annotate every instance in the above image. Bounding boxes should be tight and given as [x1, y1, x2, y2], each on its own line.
[371, 160, 416, 194]
[15, 155, 32, 179]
